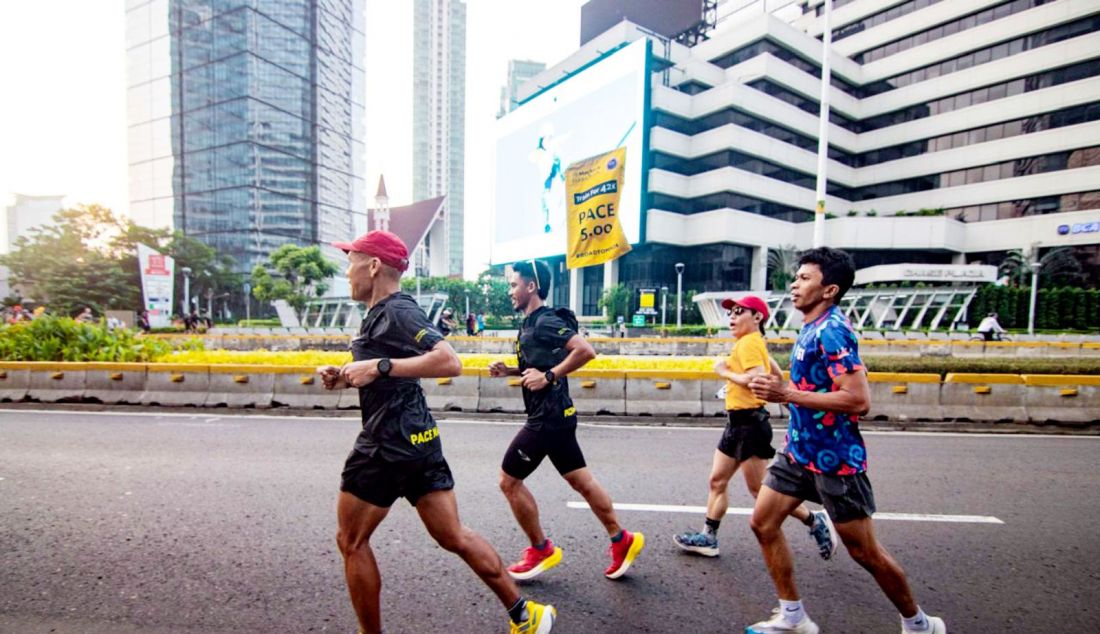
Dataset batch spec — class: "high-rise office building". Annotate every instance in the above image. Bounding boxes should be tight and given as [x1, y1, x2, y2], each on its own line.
[498, 59, 546, 117]
[412, 0, 465, 277]
[508, 0, 1100, 315]
[125, 0, 366, 275]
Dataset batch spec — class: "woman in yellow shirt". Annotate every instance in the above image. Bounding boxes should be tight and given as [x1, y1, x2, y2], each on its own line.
[674, 296, 836, 560]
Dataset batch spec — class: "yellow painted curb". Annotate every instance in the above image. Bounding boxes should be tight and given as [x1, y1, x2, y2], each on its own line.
[867, 372, 941, 383]
[944, 373, 1025, 385]
[1021, 374, 1100, 386]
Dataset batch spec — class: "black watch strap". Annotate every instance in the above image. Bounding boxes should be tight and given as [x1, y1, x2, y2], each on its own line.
[377, 358, 392, 377]
[545, 370, 556, 383]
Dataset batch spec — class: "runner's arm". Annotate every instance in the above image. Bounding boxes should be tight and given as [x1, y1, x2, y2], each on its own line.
[715, 360, 768, 386]
[551, 333, 596, 378]
[488, 361, 522, 377]
[749, 370, 870, 416]
[341, 340, 462, 386]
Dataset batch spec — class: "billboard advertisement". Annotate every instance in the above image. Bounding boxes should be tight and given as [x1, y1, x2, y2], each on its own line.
[137, 243, 174, 328]
[492, 38, 649, 265]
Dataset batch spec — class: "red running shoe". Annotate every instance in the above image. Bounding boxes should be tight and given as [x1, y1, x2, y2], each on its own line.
[604, 530, 645, 579]
[507, 540, 563, 580]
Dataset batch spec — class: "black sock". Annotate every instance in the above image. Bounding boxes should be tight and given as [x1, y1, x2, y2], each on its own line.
[704, 517, 721, 534]
[610, 530, 625, 543]
[534, 539, 548, 551]
[508, 598, 528, 624]
[802, 512, 815, 527]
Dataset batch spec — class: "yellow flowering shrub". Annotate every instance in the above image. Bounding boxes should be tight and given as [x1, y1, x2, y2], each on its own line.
[157, 350, 719, 372]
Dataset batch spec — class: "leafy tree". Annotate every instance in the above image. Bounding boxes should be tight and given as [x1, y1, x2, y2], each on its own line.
[400, 271, 519, 326]
[0, 204, 140, 316]
[598, 283, 631, 324]
[251, 244, 340, 312]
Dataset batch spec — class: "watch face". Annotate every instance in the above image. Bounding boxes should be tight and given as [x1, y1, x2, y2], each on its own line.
[379, 359, 392, 375]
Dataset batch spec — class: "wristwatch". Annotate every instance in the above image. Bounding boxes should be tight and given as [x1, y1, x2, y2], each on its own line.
[544, 370, 556, 384]
[377, 358, 393, 377]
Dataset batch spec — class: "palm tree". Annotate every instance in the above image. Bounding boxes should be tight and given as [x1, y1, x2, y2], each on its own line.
[767, 245, 800, 291]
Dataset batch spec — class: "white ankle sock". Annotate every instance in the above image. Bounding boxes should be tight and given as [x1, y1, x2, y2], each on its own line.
[779, 599, 805, 625]
[902, 607, 929, 632]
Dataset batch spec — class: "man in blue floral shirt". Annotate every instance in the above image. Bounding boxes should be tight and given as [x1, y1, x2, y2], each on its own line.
[744, 247, 945, 634]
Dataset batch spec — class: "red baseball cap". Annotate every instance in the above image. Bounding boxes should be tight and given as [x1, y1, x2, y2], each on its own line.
[721, 295, 769, 321]
[332, 230, 410, 272]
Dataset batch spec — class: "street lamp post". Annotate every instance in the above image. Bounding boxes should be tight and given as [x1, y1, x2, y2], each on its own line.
[243, 282, 251, 323]
[675, 262, 685, 328]
[1028, 260, 1041, 335]
[181, 267, 192, 315]
[813, 0, 833, 248]
[660, 286, 668, 328]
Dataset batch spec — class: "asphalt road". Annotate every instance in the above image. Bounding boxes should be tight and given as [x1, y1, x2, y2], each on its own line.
[2, 409, 1099, 633]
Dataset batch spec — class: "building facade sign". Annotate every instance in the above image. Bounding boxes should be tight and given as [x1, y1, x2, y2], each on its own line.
[854, 264, 998, 286]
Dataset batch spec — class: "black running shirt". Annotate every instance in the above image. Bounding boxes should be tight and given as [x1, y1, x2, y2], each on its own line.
[350, 292, 445, 461]
[516, 306, 578, 431]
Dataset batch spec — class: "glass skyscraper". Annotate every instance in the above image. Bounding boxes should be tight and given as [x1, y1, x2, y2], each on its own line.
[412, 0, 465, 277]
[125, 0, 366, 275]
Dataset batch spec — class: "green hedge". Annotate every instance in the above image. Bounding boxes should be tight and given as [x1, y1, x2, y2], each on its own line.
[0, 316, 172, 362]
[767, 354, 1099, 377]
[653, 325, 719, 337]
[969, 285, 1099, 331]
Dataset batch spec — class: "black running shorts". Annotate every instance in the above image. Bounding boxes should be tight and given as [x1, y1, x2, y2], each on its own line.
[717, 408, 777, 462]
[501, 425, 587, 480]
[764, 452, 876, 523]
[340, 449, 455, 508]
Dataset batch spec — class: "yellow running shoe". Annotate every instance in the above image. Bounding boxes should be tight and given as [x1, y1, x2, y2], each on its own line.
[510, 600, 556, 633]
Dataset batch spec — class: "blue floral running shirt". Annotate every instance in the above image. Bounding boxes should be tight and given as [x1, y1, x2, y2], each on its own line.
[785, 305, 868, 475]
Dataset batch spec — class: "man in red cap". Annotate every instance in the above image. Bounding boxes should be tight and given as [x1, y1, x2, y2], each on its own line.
[673, 294, 836, 561]
[319, 230, 555, 634]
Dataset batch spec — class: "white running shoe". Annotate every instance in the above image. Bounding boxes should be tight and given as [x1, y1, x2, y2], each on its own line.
[902, 615, 946, 634]
[745, 608, 820, 633]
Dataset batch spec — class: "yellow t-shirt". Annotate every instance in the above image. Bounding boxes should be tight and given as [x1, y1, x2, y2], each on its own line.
[724, 331, 769, 411]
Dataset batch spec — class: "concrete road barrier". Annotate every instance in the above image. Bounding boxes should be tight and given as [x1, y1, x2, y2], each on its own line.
[142, 364, 210, 406]
[701, 377, 727, 417]
[626, 370, 703, 417]
[27, 362, 88, 402]
[337, 386, 362, 410]
[206, 365, 275, 408]
[569, 369, 626, 416]
[271, 366, 339, 409]
[941, 373, 1026, 422]
[1021, 375, 1100, 425]
[85, 363, 147, 404]
[476, 372, 527, 413]
[422, 369, 480, 412]
[0, 363, 30, 402]
[866, 373, 943, 421]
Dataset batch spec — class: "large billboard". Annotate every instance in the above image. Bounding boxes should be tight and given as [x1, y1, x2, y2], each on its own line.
[492, 38, 649, 265]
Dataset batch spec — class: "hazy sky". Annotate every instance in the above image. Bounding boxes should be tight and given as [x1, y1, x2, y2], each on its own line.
[0, 0, 585, 277]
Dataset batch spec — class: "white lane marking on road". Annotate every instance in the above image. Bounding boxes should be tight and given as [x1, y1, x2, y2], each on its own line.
[567, 501, 1004, 524]
[155, 422, 241, 428]
[0, 409, 1096, 441]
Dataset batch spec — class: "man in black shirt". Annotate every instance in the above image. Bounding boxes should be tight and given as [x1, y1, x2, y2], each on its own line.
[489, 259, 645, 582]
[320, 231, 555, 634]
